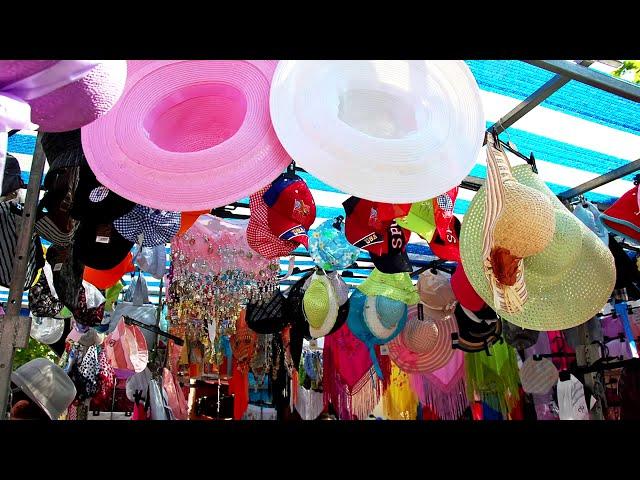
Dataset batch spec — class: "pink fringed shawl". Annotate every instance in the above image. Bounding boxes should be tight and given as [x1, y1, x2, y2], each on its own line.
[409, 350, 468, 420]
[323, 323, 391, 420]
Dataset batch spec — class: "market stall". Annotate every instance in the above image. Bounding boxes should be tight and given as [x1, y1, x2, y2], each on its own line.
[1, 60, 640, 421]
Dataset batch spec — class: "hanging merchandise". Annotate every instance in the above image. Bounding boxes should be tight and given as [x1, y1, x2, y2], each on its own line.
[0, 201, 45, 290]
[452, 303, 502, 354]
[162, 368, 188, 420]
[600, 185, 640, 242]
[103, 318, 149, 378]
[460, 163, 616, 331]
[30, 314, 65, 345]
[246, 290, 288, 335]
[177, 210, 210, 237]
[28, 263, 65, 318]
[428, 189, 462, 262]
[125, 368, 153, 403]
[519, 357, 559, 395]
[308, 217, 360, 271]
[357, 269, 419, 305]
[343, 197, 412, 274]
[409, 350, 468, 420]
[618, 358, 640, 420]
[247, 184, 299, 259]
[71, 281, 106, 327]
[34, 162, 80, 247]
[483, 134, 556, 315]
[388, 299, 457, 374]
[562, 317, 603, 350]
[132, 244, 167, 279]
[269, 61, 485, 203]
[302, 271, 341, 338]
[347, 290, 406, 378]
[465, 341, 521, 417]
[323, 322, 389, 420]
[149, 379, 169, 420]
[382, 364, 419, 420]
[502, 321, 539, 351]
[395, 199, 437, 242]
[1, 154, 25, 197]
[295, 347, 325, 420]
[573, 202, 609, 246]
[608, 235, 640, 300]
[83, 252, 135, 290]
[166, 214, 279, 370]
[11, 358, 77, 420]
[81, 60, 290, 211]
[113, 204, 181, 247]
[0, 60, 126, 190]
[450, 264, 486, 312]
[263, 171, 317, 249]
[417, 269, 457, 311]
[109, 273, 158, 350]
[556, 374, 590, 420]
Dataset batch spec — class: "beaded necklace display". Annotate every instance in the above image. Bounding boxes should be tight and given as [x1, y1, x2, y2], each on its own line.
[166, 215, 278, 371]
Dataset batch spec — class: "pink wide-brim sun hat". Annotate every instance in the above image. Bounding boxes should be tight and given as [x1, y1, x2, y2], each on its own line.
[0, 60, 127, 132]
[81, 61, 291, 211]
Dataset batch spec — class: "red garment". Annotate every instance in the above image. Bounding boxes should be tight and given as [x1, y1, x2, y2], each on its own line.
[547, 331, 575, 371]
[132, 403, 149, 420]
[228, 362, 249, 420]
[471, 401, 484, 421]
[508, 388, 525, 420]
[421, 404, 440, 420]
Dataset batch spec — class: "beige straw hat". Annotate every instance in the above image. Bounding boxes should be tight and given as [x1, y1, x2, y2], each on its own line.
[460, 163, 616, 331]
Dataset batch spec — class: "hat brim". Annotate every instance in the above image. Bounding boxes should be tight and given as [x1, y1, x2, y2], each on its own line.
[358, 269, 420, 305]
[81, 60, 291, 211]
[269, 61, 484, 203]
[460, 164, 616, 331]
[387, 304, 456, 373]
[74, 221, 134, 270]
[452, 303, 502, 353]
[83, 252, 134, 290]
[267, 206, 309, 248]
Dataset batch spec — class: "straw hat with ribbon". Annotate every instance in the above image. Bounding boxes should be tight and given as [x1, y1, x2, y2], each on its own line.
[479, 132, 556, 315]
[460, 162, 616, 331]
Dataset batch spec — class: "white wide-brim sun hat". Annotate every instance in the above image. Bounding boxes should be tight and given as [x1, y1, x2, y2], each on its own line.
[269, 61, 485, 203]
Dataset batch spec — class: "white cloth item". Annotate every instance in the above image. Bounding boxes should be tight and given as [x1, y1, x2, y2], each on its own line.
[149, 379, 169, 420]
[557, 374, 589, 420]
[295, 386, 325, 420]
[269, 61, 485, 203]
[125, 367, 153, 402]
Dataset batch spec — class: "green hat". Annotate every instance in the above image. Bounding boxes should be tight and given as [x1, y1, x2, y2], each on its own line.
[303, 273, 340, 338]
[460, 164, 615, 331]
[358, 269, 420, 305]
[104, 281, 124, 312]
[395, 201, 436, 241]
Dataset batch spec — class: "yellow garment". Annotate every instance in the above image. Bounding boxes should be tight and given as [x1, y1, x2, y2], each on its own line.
[383, 364, 418, 420]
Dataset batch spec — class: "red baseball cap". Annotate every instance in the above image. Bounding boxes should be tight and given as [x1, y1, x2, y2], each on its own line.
[342, 197, 411, 255]
[451, 263, 486, 311]
[429, 215, 461, 262]
[263, 173, 316, 249]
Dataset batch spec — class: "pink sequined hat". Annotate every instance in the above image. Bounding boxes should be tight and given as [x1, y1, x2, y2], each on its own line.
[81, 61, 291, 211]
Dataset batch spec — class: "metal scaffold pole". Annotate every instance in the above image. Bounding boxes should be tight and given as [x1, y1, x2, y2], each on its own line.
[0, 132, 46, 417]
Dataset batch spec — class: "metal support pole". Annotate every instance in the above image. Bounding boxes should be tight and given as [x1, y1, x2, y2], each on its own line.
[525, 60, 640, 103]
[557, 158, 640, 199]
[0, 132, 46, 416]
[490, 60, 594, 135]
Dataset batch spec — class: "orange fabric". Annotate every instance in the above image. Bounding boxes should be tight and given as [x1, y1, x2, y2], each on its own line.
[84, 252, 134, 289]
[177, 210, 210, 236]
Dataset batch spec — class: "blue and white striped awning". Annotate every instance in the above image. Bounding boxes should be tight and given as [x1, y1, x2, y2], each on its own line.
[3, 60, 639, 307]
